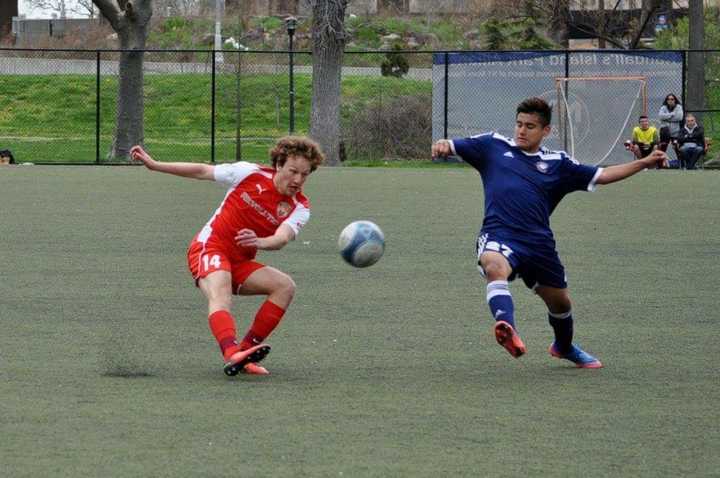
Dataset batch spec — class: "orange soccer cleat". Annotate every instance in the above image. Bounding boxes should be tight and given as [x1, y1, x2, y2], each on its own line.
[494, 320, 527, 358]
[242, 362, 270, 375]
[223, 344, 271, 376]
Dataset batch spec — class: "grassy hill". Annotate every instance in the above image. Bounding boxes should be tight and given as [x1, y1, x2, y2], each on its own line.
[0, 71, 432, 164]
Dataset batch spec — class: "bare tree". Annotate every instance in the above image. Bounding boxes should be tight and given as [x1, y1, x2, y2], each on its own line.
[686, 0, 705, 117]
[519, 0, 671, 49]
[154, 0, 202, 16]
[74, 0, 99, 17]
[27, 0, 67, 17]
[93, 0, 152, 160]
[596, 0, 606, 48]
[28, 0, 98, 18]
[548, 0, 569, 48]
[307, 0, 348, 166]
[624, 0, 668, 49]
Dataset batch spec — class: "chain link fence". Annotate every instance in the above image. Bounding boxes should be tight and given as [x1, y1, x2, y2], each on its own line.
[688, 51, 720, 164]
[0, 48, 717, 165]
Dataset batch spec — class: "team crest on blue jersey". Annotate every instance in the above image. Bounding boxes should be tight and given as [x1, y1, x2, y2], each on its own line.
[536, 161, 549, 173]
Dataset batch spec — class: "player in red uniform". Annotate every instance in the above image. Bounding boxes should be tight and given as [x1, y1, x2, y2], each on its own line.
[130, 137, 325, 376]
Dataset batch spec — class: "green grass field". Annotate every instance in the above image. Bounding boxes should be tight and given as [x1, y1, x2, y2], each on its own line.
[0, 73, 431, 164]
[1, 166, 719, 477]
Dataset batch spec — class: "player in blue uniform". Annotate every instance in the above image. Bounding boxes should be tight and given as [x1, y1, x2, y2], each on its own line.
[432, 97, 668, 368]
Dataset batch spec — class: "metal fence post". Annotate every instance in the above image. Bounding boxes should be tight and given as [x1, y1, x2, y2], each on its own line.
[681, 50, 687, 105]
[443, 51, 449, 139]
[96, 50, 101, 164]
[563, 49, 570, 152]
[289, 50, 295, 134]
[211, 49, 217, 164]
[235, 50, 242, 162]
[287, 17, 297, 134]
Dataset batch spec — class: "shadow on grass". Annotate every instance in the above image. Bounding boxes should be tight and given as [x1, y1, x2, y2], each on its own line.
[100, 368, 157, 378]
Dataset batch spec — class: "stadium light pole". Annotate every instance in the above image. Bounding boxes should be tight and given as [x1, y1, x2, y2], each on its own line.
[286, 16, 297, 134]
[214, 0, 224, 64]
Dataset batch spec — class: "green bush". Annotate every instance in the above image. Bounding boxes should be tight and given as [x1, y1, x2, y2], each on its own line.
[654, 9, 720, 50]
[149, 16, 196, 49]
[380, 44, 410, 78]
[481, 17, 556, 50]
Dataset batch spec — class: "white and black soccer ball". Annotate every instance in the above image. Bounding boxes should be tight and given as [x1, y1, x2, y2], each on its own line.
[338, 220, 385, 268]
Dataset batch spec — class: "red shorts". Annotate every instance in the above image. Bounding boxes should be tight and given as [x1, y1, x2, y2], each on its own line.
[187, 240, 265, 293]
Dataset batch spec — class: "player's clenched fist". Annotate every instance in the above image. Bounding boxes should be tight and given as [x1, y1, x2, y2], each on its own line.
[432, 139, 453, 158]
[130, 145, 156, 169]
[642, 149, 669, 169]
[235, 228, 259, 248]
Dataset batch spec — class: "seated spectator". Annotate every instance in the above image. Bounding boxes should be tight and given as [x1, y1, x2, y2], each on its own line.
[676, 113, 705, 170]
[630, 115, 659, 159]
[658, 93, 684, 148]
[0, 149, 15, 165]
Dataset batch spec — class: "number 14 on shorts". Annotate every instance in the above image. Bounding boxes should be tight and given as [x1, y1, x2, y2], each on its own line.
[202, 254, 222, 271]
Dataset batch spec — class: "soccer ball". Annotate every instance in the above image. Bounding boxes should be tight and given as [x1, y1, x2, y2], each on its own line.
[338, 220, 385, 268]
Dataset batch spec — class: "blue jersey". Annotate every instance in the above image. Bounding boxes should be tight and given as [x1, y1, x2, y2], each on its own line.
[451, 133, 602, 245]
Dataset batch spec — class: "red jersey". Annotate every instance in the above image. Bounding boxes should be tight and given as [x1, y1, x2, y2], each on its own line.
[193, 162, 311, 262]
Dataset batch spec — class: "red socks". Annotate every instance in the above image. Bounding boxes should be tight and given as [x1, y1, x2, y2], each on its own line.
[209, 302, 286, 359]
[240, 300, 286, 350]
[208, 310, 241, 360]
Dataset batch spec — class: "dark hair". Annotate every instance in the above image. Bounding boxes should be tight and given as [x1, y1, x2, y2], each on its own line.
[270, 136, 325, 171]
[516, 97, 552, 127]
[639, 115, 648, 121]
[663, 94, 681, 110]
[0, 149, 15, 164]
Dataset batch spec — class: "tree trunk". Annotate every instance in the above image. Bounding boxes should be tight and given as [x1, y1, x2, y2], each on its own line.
[112, 29, 147, 160]
[93, 0, 152, 161]
[549, 0, 569, 48]
[308, 0, 348, 166]
[0, 1, 18, 39]
[686, 0, 705, 118]
[658, 0, 672, 22]
[597, 0, 606, 49]
[629, 0, 661, 49]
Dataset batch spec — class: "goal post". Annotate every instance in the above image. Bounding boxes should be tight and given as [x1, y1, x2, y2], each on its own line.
[554, 76, 648, 166]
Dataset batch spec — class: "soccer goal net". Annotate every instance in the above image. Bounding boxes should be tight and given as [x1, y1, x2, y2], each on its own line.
[555, 76, 648, 166]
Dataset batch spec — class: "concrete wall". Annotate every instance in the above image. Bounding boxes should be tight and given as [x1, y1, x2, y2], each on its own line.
[232, 0, 489, 16]
[409, 0, 476, 14]
[234, 0, 715, 16]
[347, 0, 378, 15]
[296, 1, 377, 16]
[12, 18, 98, 45]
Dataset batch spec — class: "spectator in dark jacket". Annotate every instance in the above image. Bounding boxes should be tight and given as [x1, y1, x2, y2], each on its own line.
[676, 114, 705, 170]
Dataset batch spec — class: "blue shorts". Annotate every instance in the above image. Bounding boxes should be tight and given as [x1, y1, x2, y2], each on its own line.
[475, 231, 567, 289]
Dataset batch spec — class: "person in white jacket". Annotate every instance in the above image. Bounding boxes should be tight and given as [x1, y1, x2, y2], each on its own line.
[658, 93, 684, 144]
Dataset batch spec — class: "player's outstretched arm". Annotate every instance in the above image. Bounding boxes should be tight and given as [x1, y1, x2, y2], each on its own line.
[235, 224, 295, 251]
[130, 145, 214, 180]
[596, 150, 668, 185]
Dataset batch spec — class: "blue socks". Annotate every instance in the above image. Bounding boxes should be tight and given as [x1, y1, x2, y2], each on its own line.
[548, 310, 573, 353]
[487, 280, 575, 351]
[486, 280, 515, 329]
